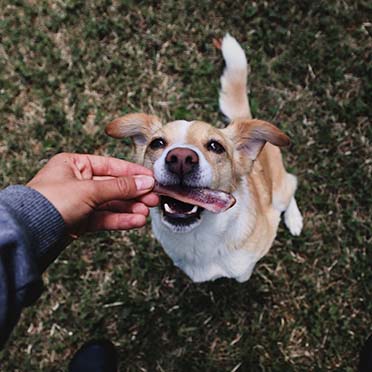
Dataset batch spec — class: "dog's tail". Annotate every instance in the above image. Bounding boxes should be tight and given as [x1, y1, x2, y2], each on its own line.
[218, 34, 251, 120]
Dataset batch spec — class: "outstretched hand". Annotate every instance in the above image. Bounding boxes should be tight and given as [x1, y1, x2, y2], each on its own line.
[27, 153, 159, 235]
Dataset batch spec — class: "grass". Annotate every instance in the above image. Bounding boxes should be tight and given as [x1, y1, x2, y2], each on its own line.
[0, 0, 371, 370]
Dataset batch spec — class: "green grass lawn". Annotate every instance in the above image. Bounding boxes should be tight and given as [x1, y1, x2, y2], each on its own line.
[0, 1, 371, 370]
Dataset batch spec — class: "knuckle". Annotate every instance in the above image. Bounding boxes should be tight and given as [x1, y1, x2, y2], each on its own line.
[54, 152, 69, 160]
[116, 177, 132, 196]
[52, 152, 72, 165]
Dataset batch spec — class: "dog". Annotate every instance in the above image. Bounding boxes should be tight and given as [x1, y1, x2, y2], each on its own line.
[105, 34, 303, 282]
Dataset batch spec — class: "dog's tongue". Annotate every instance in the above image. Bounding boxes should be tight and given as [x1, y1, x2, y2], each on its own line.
[153, 182, 236, 213]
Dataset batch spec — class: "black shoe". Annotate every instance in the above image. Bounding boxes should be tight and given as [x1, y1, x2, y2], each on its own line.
[359, 334, 372, 372]
[68, 339, 118, 372]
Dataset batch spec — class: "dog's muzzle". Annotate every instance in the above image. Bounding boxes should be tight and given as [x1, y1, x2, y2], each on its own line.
[153, 146, 215, 233]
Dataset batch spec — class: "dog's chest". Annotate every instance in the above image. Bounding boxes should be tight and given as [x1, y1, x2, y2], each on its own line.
[150, 198, 261, 282]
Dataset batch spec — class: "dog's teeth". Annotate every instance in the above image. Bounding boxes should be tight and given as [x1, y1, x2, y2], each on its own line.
[185, 205, 198, 214]
[164, 203, 173, 213]
[164, 202, 198, 215]
[190, 205, 198, 214]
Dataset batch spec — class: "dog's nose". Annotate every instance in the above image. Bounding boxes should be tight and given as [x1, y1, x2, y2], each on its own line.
[165, 147, 199, 176]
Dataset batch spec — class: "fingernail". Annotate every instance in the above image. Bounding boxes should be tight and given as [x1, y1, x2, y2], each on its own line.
[134, 175, 154, 191]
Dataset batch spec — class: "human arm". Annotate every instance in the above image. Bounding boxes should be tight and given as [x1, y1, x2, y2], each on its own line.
[0, 153, 159, 348]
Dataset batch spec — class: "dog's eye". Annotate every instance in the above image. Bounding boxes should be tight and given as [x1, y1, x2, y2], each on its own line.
[149, 138, 167, 150]
[207, 140, 225, 154]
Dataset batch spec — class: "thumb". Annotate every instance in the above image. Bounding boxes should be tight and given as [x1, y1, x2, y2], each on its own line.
[88, 175, 155, 205]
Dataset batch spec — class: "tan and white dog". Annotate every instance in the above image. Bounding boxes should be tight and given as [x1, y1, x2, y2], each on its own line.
[106, 34, 303, 282]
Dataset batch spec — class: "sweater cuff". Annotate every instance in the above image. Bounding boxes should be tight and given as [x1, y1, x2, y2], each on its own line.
[0, 185, 67, 271]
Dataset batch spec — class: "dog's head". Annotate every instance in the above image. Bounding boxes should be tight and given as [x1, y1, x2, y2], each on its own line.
[106, 114, 289, 233]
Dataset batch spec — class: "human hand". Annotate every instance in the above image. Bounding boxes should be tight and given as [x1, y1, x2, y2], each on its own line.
[27, 153, 159, 235]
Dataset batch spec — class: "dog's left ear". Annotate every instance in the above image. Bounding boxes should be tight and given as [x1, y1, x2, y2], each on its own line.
[223, 118, 290, 160]
[105, 113, 162, 145]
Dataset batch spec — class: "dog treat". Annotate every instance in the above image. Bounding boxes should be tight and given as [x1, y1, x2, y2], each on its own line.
[153, 182, 236, 213]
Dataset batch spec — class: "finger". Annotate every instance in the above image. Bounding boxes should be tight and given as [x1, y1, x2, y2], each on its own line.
[88, 175, 155, 205]
[88, 212, 147, 231]
[92, 176, 115, 181]
[138, 193, 160, 207]
[98, 200, 149, 216]
[72, 154, 153, 178]
[92, 182, 159, 206]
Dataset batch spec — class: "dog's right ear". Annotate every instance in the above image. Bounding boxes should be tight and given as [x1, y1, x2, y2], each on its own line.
[105, 113, 162, 145]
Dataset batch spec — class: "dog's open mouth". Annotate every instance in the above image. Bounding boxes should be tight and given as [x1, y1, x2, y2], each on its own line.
[160, 196, 203, 225]
[153, 182, 235, 231]
[153, 182, 235, 232]
[153, 182, 236, 214]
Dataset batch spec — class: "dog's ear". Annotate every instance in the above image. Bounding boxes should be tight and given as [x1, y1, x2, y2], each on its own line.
[223, 118, 290, 160]
[105, 113, 162, 145]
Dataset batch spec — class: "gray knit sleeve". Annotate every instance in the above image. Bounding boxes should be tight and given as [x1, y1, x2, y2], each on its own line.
[0, 185, 67, 348]
[0, 185, 66, 271]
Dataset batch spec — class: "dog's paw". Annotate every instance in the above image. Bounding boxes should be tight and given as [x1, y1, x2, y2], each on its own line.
[284, 197, 303, 236]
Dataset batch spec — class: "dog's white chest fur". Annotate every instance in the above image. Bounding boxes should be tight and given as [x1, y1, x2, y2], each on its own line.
[151, 184, 261, 282]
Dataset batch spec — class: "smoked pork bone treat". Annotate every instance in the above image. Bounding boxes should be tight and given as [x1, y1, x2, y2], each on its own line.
[153, 181, 236, 213]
